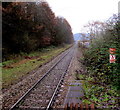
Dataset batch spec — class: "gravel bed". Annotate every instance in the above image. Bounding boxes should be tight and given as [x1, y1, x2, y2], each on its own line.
[2, 47, 72, 109]
[16, 47, 74, 109]
[52, 44, 85, 108]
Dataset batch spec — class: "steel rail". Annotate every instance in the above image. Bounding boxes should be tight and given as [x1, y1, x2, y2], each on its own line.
[9, 47, 72, 110]
[46, 48, 75, 110]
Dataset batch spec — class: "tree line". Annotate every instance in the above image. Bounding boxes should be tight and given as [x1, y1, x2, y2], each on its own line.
[2, 1, 74, 61]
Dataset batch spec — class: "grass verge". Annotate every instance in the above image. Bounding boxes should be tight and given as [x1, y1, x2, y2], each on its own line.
[2, 44, 72, 89]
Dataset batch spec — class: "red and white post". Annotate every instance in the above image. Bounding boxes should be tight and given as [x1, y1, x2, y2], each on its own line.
[109, 48, 116, 63]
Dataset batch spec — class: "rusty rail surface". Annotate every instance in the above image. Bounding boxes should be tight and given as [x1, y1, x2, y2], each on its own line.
[64, 103, 95, 110]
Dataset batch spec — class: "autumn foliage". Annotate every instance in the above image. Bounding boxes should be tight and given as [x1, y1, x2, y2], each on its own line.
[2, 1, 74, 60]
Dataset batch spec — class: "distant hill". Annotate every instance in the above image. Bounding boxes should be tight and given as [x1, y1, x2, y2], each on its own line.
[74, 33, 90, 41]
[73, 33, 82, 41]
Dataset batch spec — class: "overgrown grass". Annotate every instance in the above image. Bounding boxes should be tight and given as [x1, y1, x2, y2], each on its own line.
[77, 16, 120, 109]
[77, 40, 120, 109]
[2, 44, 72, 89]
[77, 74, 119, 109]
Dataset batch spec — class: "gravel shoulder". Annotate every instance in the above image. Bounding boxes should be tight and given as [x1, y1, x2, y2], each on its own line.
[52, 44, 86, 108]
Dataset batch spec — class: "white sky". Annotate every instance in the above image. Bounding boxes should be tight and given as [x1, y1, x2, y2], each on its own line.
[46, 0, 119, 34]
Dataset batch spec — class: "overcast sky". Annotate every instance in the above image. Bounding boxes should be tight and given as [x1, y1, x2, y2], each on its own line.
[47, 0, 119, 34]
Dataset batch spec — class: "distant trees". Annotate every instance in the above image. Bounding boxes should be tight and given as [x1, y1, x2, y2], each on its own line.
[54, 17, 74, 45]
[2, 1, 74, 60]
[84, 21, 106, 42]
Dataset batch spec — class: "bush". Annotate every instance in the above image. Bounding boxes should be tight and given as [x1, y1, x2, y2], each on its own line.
[83, 15, 120, 90]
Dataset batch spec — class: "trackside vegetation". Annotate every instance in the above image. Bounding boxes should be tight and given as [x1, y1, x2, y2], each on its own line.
[78, 14, 120, 109]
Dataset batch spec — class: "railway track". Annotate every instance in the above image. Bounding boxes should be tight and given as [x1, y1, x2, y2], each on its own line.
[9, 45, 75, 110]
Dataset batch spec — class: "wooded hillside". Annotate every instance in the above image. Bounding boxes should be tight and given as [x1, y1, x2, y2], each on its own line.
[2, 1, 74, 61]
